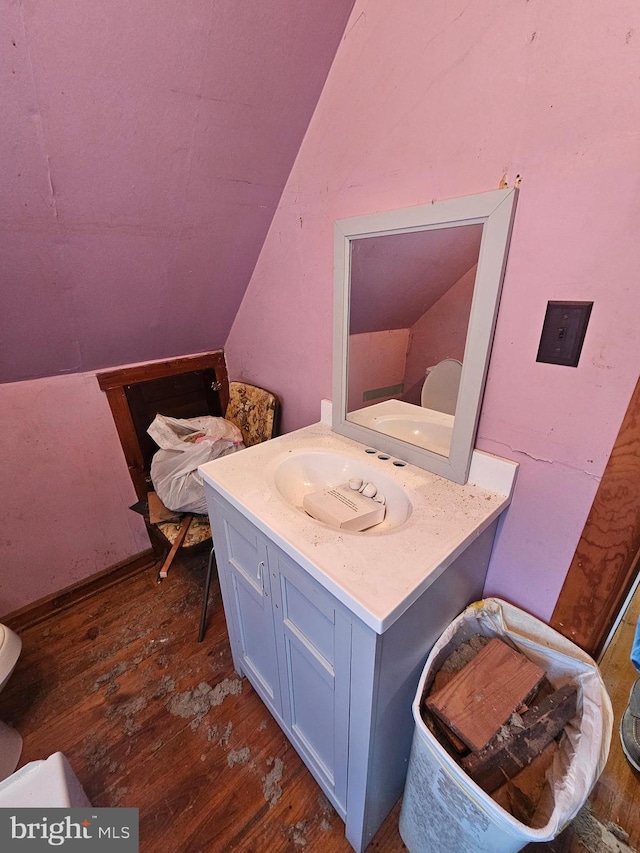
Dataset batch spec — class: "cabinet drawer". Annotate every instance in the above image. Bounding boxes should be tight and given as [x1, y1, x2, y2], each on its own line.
[225, 515, 267, 589]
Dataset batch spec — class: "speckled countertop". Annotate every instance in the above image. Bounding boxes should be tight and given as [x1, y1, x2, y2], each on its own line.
[199, 422, 517, 634]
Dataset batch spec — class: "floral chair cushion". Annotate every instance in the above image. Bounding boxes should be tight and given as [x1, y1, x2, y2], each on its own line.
[224, 382, 279, 447]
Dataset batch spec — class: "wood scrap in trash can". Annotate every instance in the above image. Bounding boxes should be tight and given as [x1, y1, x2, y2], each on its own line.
[460, 682, 578, 793]
[421, 633, 581, 827]
[425, 637, 546, 751]
[492, 740, 558, 826]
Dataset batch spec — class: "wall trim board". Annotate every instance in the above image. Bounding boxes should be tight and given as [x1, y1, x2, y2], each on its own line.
[550, 375, 640, 657]
[4, 550, 156, 633]
[97, 351, 228, 391]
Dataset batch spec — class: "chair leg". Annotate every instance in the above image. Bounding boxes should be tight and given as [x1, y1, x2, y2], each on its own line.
[157, 514, 193, 581]
[198, 546, 216, 643]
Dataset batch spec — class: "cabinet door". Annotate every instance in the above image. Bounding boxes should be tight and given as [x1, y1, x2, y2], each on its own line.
[270, 550, 351, 817]
[220, 512, 283, 720]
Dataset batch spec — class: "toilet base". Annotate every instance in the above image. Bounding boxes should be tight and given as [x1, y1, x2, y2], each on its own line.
[0, 720, 22, 782]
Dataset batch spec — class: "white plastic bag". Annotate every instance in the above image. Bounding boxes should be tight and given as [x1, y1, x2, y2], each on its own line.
[399, 598, 613, 853]
[148, 415, 244, 515]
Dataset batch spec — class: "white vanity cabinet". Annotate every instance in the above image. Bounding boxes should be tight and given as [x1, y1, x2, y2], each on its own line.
[215, 507, 284, 720]
[204, 484, 500, 852]
[207, 492, 352, 815]
[270, 545, 352, 814]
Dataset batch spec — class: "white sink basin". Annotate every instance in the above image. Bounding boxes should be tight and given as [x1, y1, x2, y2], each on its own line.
[271, 449, 412, 533]
[347, 399, 454, 456]
[369, 415, 452, 456]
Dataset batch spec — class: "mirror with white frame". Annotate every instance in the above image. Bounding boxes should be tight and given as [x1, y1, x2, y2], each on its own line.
[332, 188, 518, 484]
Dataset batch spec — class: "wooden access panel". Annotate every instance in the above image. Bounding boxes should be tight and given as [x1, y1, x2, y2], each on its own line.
[97, 351, 229, 502]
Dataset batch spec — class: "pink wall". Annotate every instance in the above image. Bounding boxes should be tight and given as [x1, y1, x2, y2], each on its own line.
[1, 0, 354, 383]
[403, 266, 475, 405]
[226, 1, 640, 622]
[3, 1, 639, 623]
[347, 329, 409, 411]
[0, 1, 355, 614]
[0, 373, 149, 616]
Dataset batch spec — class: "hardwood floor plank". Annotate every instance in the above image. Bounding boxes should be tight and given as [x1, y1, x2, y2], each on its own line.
[0, 550, 637, 852]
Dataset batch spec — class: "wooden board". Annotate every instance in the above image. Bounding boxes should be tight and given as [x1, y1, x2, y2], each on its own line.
[491, 740, 558, 824]
[148, 491, 182, 524]
[550, 375, 640, 656]
[426, 637, 546, 751]
[158, 514, 193, 579]
[461, 683, 578, 793]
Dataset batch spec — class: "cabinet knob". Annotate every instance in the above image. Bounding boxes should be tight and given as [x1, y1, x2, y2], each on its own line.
[257, 560, 264, 581]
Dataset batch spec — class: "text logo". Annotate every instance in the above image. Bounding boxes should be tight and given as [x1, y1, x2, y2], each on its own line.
[0, 809, 138, 851]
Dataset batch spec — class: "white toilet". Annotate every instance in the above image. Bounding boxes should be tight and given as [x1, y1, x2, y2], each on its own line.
[0, 626, 92, 806]
[0, 752, 92, 807]
[420, 358, 462, 415]
[0, 623, 22, 782]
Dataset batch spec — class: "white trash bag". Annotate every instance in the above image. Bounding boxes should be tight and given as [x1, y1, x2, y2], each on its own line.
[148, 414, 244, 515]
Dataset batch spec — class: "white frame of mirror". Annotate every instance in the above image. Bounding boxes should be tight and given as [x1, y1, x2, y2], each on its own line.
[332, 187, 518, 484]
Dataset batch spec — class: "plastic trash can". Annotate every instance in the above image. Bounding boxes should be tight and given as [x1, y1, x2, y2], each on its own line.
[399, 598, 613, 853]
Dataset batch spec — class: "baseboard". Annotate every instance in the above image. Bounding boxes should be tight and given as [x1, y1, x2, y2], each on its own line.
[3, 549, 157, 633]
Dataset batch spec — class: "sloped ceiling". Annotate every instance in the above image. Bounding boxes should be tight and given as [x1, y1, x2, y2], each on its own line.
[349, 223, 483, 334]
[0, 0, 355, 382]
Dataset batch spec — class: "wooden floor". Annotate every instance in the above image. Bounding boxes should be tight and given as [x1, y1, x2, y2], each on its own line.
[0, 551, 638, 852]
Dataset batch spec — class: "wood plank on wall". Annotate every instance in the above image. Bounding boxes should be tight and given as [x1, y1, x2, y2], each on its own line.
[550, 376, 640, 656]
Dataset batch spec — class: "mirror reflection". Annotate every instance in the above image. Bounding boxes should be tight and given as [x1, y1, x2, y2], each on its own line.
[346, 223, 483, 457]
[332, 187, 518, 484]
